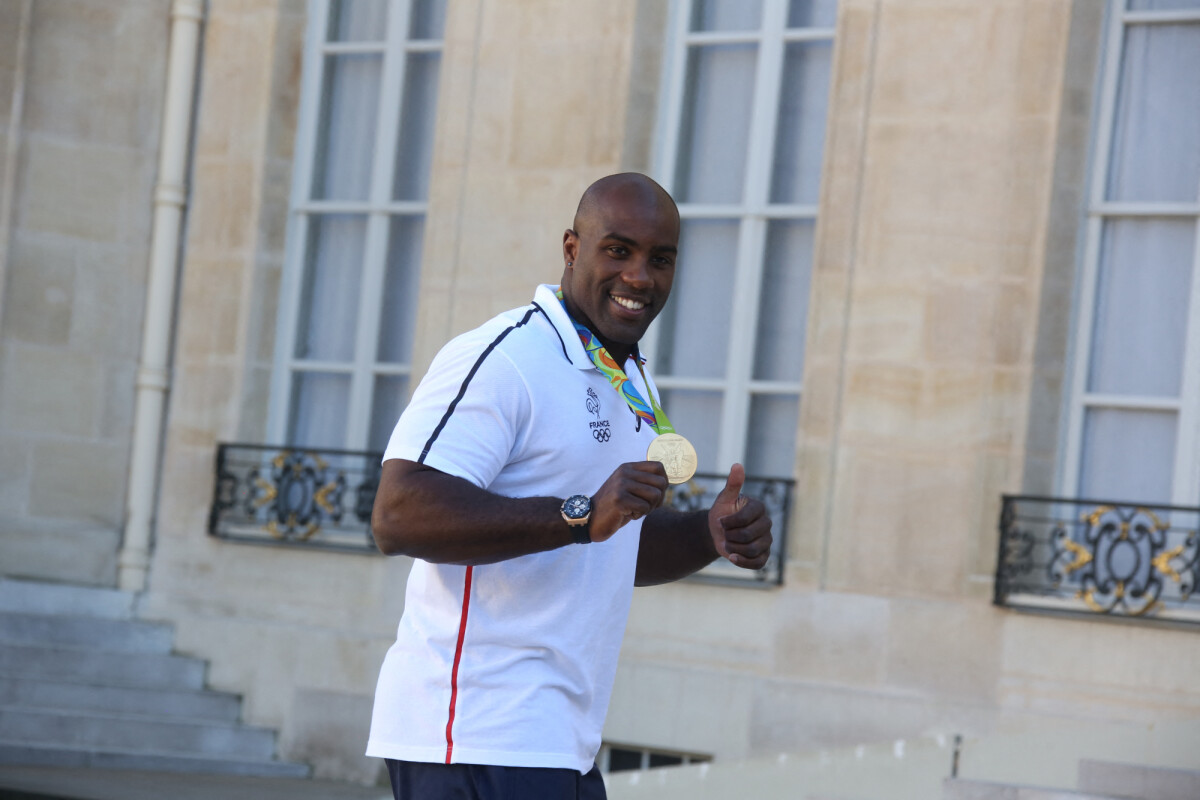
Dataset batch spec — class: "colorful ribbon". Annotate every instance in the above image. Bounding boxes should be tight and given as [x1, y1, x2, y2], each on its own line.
[556, 288, 674, 434]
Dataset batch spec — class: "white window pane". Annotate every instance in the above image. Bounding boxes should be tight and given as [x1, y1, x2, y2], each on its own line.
[1128, 0, 1200, 10]
[788, 0, 838, 28]
[393, 53, 441, 202]
[328, 0, 389, 42]
[754, 220, 814, 382]
[1106, 24, 1200, 203]
[410, 0, 448, 39]
[313, 55, 382, 201]
[371, 375, 410, 450]
[376, 215, 425, 363]
[691, 0, 763, 32]
[746, 394, 800, 477]
[296, 215, 367, 361]
[770, 42, 832, 205]
[1080, 408, 1177, 504]
[676, 45, 758, 204]
[288, 372, 351, 449]
[654, 220, 739, 378]
[1087, 219, 1194, 397]
[660, 389, 723, 474]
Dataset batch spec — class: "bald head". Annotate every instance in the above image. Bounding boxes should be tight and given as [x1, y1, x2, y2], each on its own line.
[572, 173, 680, 239]
[559, 173, 680, 364]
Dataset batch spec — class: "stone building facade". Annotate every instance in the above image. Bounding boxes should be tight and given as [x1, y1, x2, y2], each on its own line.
[2, 0, 1198, 789]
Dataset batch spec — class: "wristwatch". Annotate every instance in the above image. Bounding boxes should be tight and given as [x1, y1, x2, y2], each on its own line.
[560, 495, 592, 544]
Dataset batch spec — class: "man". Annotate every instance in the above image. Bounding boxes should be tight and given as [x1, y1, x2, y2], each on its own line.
[367, 173, 773, 799]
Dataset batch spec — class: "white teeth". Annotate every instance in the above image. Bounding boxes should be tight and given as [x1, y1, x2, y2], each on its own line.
[612, 296, 645, 311]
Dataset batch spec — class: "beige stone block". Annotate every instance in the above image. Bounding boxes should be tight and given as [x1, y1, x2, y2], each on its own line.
[797, 360, 840, 441]
[264, 13, 304, 166]
[872, 0, 1065, 121]
[195, 9, 275, 158]
[773, 590, 890, 685]
[608, 660, 756, 760]
[168, 363, 238, 436]
[509, 40, 628, 169]
[176, 258, 245, 361]
[858, 118, 1050, 281]
[804, 269, 851, 362]
[24, 0, 166, 148]
[824, 448, 972, 596]
[186, 158, 259, 255]
[17, 135, 154, 245]
[966, 451, 1014, 579]
[845, 283, 925, 362]
[281, 688, 381, 783]
[625, 581, 774, 668]
[0, 516, 119, 586]
[788, 443, 831, 568]
[29, 439, 127, 525]
[70, 246, 147, 359]
[0, 343, 101, 437]
[840, 363, 922, 440]
[1012, 0, 1072, 118]
[884, 597, 1002, 701]
[0, 234, 75, 345]
[1000, 615, 1200, 704]
[0, 435, 31, 512]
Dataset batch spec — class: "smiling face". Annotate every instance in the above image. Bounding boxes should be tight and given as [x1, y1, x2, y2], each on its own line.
[560, 175, 680, 365]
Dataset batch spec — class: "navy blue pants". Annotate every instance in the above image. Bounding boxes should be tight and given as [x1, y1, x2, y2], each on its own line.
[385, 759, 607, 800]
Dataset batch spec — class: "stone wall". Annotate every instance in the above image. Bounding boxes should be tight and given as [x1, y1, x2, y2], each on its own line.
[0, 0, 167, 586]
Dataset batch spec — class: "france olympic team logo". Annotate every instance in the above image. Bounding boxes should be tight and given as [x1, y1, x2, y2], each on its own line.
[586, 387, 610, 442]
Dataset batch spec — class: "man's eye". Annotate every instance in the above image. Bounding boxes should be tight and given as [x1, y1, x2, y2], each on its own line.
[608, 247, 628, 256]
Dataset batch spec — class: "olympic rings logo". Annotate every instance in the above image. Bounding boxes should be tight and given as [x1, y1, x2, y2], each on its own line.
[592, 428, 611, 442]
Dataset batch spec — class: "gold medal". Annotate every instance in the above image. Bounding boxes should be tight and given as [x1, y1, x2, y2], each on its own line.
[646, 433, 698, 485]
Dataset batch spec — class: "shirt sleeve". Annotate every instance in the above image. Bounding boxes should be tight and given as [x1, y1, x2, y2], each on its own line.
[381, 331, 531, 491]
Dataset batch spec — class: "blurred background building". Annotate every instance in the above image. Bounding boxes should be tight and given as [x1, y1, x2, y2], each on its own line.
[1, 0, 1198, 796]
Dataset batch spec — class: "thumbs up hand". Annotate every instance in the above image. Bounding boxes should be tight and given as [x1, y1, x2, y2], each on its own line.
[707, 463, 773, 570]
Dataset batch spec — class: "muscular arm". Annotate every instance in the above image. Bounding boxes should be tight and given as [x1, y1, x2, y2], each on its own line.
[371, 458, 672, 565]
[370, 459, 573, 564]
[634, 507, 718, 586]
[635, 463, 774, 587]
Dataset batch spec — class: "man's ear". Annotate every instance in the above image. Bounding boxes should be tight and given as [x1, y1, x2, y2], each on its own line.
[562, 229, 579, 265]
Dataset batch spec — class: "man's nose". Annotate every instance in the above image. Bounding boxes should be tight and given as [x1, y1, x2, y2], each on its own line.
[621, 257, 652, 287]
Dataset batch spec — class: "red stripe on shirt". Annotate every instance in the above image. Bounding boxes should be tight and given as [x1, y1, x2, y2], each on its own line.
[444, 565, 473, 763]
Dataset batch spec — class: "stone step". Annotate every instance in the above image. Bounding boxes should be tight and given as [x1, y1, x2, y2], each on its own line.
[0, 676, 242, 722]
[1079, 760, 1200, 800]
[0, 707, 277, 761]
[0, 611, 174, 653]
[0, 642, 206, 691]
[0, 742, 310, 778]
[0, 579, 135, 620]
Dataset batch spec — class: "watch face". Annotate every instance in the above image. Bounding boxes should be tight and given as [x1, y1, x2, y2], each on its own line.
[563, 495, 590, 519]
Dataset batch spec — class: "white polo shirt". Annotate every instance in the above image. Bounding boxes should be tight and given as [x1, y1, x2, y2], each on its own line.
[366, 283, 662, 773]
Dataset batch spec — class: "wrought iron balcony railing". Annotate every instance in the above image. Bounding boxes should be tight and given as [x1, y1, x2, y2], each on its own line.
[209, 444, 382, 553]
[209, 443, 793, 585]
[995, 495, 1200, 624]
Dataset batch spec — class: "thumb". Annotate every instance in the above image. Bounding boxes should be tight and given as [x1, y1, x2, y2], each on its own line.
[717, 463, 746, 507]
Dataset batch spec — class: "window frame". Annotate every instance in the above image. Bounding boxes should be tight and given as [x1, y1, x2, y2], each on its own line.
[1060, 0, 1200, 505]
[646, 0, 835, 473]
[267, 0, 442, 450]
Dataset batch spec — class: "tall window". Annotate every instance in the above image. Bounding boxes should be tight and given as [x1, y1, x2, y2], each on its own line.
[647, 0, 836, 478]
[268, 0, 444, 451]
[1062, 0, 1200, 504]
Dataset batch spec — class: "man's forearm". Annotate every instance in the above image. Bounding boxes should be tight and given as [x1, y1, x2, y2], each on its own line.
[372, 462, 578, 564]
[634, 507, 719, 586]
